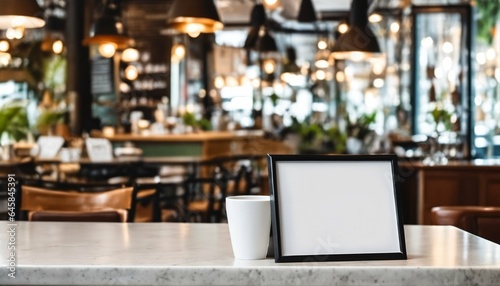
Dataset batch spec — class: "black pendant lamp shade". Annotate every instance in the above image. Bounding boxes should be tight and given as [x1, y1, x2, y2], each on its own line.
[331, 0, 381, 60]
[250, 4, 267, 26]
[83, 1, 129, 49]
[257, 29, 278, 53]
[282, 46, 300, 73]
[244, 4, 268, 50]
[0, 0, 45, 29]
[244, 26, 260, 49]
[297, 0, 317, 23]
[167, 0, 223, 35]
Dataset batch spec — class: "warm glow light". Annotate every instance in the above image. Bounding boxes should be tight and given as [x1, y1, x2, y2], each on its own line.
[52, 40, 64, 54]
[263, 59, 276, 74]
[137, 119, 150, 129]
[171, 44, 186, 63]
[98, 43, 117, 58]
[225, 76, 239, 86]
[125, 65, 139, 80]
[336, 71, 345, 82]
[372, 63, 384, 75]
[442, 42, 453, 53]
[251, 78, 260, 88]
[390, 22, 400, 33]
[338, 23, 348, 34]
[421, 37, 434, 48]
[214, 76, 225, 89]
[486, 48, 496, 61]
[11, 17, 26, 27]
[120, 82, 131, 93]
[0, 41, 9, 52]
[0, 52, 11, 66]
[349, 52, 366, 62]
[317, 40, 328, 50]
[315, 70, 326, 81]
[185, 23, 204, 38]
[315, 59, 329, 69]
[6, 26, 24, 40]
[122, 48, 140, 62]
[368, 13, 383, 23]
[263, 0, 280, 10]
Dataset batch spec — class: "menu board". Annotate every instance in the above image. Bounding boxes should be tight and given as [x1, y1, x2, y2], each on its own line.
[91, 57, 114, 95]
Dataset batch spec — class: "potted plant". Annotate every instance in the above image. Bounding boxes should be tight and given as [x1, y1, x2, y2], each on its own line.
[0, 99, 30, 159]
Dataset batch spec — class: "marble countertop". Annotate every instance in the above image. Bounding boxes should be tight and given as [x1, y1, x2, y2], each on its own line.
[0, 222, 499, 285]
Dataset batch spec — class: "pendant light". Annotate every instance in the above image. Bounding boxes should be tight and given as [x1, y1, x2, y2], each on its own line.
[0, 0, 45, 39]
[297, 0, 317, 23]
[257, 28, 278, 53]
[167, 0, 223, 38]
[244, 4, 267, 50]
[0, 0, 45, 29]
[331, 0, 381, 61]
[83, 0, 130, 55]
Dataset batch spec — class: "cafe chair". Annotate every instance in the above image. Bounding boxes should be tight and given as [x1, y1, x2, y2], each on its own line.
[181, 175, 226, 223]
[133, 180, 184, 222]
[16, 185, 137, 222]
[431, 206, 500, 244]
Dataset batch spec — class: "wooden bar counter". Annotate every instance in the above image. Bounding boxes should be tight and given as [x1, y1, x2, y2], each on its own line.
[399, 159, 500, 224]
[104, 130, 291, 159]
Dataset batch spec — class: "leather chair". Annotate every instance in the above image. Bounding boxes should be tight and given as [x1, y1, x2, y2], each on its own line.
[431, 206, 500, 244]
[17, 185, 137, 222]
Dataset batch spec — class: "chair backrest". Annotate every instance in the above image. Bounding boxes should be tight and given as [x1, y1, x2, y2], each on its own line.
[431, 206, 500, 244]
[19, 185, 136, 222]
[29, 210, 124, 222]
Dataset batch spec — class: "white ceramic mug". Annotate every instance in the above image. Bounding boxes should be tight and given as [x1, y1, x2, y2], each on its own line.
[226, 195, 271, 260]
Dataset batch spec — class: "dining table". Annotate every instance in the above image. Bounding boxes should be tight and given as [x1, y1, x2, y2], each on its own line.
[0, 221, 499, 285]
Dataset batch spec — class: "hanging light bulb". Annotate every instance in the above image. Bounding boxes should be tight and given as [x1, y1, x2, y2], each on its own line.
[6, 26, 24, 40]
[317, 39, 328, 50]
[263, 0, 281, 11]
[368, 13, 383, 23]
[122, 48, 140, 62]
[125, 65, 138, 81]
[98, 43, 117, 58]
[0, 41, 9, 52]
[214, 76, 225, 89]
[0, 52, 11, 66]
[263, 59, 276, 74]
[338, 22, 349, 34]
[390, 21, 400, 33]
[52, 40, 64, 54]
[185, 23, 204, 38]
[171, 43, 186, 63]
[167, 0, 223, 36]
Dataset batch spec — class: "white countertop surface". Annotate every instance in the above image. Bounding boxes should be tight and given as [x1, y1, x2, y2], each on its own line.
[0, 222, 499, 285]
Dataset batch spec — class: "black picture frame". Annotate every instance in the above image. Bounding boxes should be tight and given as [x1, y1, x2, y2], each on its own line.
[267, 154, 407, 263]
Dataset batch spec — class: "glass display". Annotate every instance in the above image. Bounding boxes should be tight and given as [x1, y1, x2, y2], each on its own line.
[411, 4, 473, 161]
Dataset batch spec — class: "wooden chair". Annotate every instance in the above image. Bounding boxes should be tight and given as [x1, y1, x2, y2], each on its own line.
[431, 206, 500, 244]
[179, 155, 266, 223]
[133, 180, 184, 222]
[16, 185, 137, 222]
